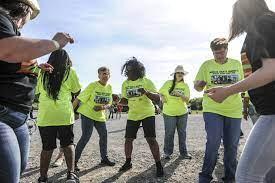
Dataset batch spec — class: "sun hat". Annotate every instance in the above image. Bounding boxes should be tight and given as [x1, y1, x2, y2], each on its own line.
[18, 0, 40, 19]
[170, 65, 188, 76]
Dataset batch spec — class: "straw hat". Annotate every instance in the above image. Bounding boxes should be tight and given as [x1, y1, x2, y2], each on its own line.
[170, 65, 188, 76]
[18, 0, 40, 19]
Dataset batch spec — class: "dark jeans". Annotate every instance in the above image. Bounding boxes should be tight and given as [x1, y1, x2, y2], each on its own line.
[199, 112, 241, 183]
[163, 113, 188, 156]
[0, 104, 29, 183]
[75, 115, 108, 161]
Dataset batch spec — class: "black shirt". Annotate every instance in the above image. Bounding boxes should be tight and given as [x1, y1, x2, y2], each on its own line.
[243, 13, 275, 115]
[0, 12, 38, 114]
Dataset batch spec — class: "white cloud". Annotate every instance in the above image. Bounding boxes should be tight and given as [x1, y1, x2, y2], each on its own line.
[22, 0, 251, 98]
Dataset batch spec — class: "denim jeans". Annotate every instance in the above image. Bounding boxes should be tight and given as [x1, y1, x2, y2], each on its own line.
[0, 104, 29, 183]
[199, 112, 241, 183]
[163, 113, 188, 156]
[75, 115, 108, 161]
[236, 115, 275, 183]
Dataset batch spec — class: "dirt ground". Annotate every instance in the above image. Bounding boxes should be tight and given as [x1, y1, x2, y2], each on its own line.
[21, 114, 254, 183]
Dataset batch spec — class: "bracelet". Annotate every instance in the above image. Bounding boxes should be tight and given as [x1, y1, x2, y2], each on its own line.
[52, 40, 60, 50]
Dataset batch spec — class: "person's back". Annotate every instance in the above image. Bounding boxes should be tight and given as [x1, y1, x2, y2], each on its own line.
[36, 68, 80, 126]
[36, 49, 81, 183]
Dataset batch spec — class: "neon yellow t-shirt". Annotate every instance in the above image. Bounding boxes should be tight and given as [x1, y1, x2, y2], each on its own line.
[159, 80, 190, 116]
[36, 68, 82, 126]
[77, 81, 112, 122]
[195, 59, 244, 118]
[122, 77, 156, 121]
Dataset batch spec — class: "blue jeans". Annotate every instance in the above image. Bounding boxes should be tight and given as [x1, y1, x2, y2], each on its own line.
[163, 113, 188, 156]
[236, 115, 275, 182]
[199, 112, 241, 183]
[0, 105, 29, 183]
[75, 115, 108, 161]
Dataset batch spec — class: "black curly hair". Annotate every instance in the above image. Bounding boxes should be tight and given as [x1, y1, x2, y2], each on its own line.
[121, 57, 145, 79]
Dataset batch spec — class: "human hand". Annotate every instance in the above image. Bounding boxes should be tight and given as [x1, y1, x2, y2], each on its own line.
[205, 86, 230, 103]
[52, 32, 74, 49]
[39, 63, 54, 73]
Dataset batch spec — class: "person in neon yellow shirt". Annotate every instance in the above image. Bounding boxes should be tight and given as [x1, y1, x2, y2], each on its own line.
[194, 38, 243, 183]
[36, 49, 81, 182]
[118, 57, 164, 177]
[73, 67, 115, 170]
[206, 1, 275, 181]
[159, 65, 191, 160]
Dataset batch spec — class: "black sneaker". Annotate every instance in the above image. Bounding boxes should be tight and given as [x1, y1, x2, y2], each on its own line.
[119, 162, 132, 172]
[38, 177, 48, 183]
[101, 158, 116, 166]
[66, 172, 79, 183]
[156, 165, 164, 177]
[180, 153, 192, 160]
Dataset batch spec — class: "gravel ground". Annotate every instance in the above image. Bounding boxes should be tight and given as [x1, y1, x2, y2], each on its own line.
[21, 114, 254, 183]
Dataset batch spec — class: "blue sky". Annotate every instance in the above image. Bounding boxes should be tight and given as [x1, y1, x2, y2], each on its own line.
[22, 0, 274, 98]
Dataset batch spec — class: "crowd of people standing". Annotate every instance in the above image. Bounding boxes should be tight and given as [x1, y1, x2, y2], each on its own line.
[0, 0, 275, 182]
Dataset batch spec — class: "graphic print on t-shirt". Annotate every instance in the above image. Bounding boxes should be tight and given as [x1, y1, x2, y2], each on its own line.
[126, 85, 143, 98]
[170, 88, 185, 97]
[210, 70, 239, 85]
[94, 91, 111, 104]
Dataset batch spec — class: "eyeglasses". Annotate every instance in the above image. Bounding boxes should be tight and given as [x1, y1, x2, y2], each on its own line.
[176, 72, 184, 75]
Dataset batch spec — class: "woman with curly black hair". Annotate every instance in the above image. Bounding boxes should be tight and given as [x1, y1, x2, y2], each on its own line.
[118, 57, 164, 177]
